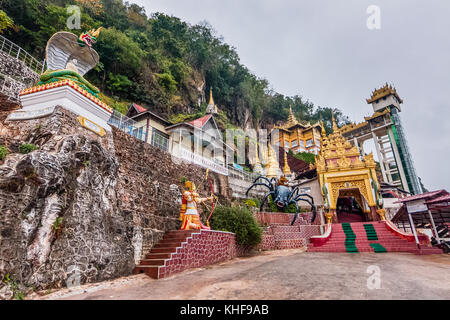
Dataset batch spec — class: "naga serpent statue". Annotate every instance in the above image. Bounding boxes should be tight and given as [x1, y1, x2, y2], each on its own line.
[246, 176, 316, 225]
[38, 28, 103, 98]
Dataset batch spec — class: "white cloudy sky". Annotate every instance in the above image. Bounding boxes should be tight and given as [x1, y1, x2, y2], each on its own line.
[133, 0, 450, 191]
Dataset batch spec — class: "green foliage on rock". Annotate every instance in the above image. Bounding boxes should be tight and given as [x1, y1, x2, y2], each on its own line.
[0, 146, 8, 160]
[19, 143, 38, 154]
[290, 150, 316, 164]
[0, 10, 15, 34]
[210, 206, 262, 247]
[4, 274, 25, 300]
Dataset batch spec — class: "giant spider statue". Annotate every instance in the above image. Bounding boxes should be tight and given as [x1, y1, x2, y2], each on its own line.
[246, 176, 316, 225]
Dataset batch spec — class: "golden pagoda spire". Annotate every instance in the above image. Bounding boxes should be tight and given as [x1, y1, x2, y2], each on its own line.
[266, 144, 280, 178]
[208, 88, 215, 106]
[253, 144, 264, 174]
[287, 105, 298, 127]
[283, 150, 292, 175]
[321, 120, 326, 137]
[332, 113, 339, 133]
[206, 88, 218, 114]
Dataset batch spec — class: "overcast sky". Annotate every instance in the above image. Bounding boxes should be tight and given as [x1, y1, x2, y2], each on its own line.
[133, 0, 450, 191]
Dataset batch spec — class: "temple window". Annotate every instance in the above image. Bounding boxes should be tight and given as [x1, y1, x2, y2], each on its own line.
[151, 128, 169, 151]
[284, 140, 290, 148]
[306, 139, 313, 147]
[291, 140, 298, 147]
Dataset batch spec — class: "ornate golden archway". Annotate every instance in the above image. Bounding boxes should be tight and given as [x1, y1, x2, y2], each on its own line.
[337, 188, 368, 214]
[315, 118, 383, 223]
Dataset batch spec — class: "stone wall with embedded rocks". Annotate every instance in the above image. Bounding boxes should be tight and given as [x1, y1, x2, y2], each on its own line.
[0, 51, 39, 87]
[112, 128, 232, 262]
[0, 105, 234, 298]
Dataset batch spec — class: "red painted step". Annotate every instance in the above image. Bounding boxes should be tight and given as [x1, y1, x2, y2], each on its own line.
[308, 222, 443, 254]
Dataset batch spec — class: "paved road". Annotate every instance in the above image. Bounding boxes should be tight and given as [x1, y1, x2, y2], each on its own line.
[33, 250, 450, 300]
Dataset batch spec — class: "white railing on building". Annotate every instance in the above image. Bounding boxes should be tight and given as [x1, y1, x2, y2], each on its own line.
[0, 35, 45, 74]
[108, 110, 170, 152]
[177, 147, 229, 176]
[227, 164, 258, 182]
[108, 110, 146, 141]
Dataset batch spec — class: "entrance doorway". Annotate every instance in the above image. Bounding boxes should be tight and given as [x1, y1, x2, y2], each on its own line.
[336, 189, 367, 223]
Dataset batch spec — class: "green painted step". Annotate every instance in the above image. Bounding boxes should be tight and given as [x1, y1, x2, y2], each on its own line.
[363, 224, 387, 253]
[363, 224, 378, 240]
[370, 243, 387, 253]
[341, 223, 358, 253]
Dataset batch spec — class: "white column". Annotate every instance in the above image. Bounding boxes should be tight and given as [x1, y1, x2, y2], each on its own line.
[428, 209, 441, 245]
[372, 131, 388, 182]
[407, 212, 421, 249]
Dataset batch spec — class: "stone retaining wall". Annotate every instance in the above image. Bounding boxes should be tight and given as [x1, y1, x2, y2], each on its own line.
[149, 230, 238, 279]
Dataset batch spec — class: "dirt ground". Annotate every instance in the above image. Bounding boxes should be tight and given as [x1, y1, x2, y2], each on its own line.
[30, 250, 450, 300]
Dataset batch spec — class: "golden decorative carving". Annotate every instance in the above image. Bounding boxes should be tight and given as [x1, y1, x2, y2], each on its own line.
[377, 208, 387, 221]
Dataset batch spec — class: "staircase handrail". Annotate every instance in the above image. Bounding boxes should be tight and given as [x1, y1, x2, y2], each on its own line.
[0, 34, 45, 74]
[385, 220, 429, 245]
[309, 223, 332, 246]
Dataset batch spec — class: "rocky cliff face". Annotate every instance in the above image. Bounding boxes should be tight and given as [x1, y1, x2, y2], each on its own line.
[0, 108, 134, 298]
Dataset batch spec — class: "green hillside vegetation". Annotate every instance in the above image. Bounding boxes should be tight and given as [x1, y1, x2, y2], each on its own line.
[2, 0, 350, 131]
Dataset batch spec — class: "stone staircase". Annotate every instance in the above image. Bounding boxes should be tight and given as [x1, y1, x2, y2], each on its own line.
[308, 221, 443, 254]
[135, 229, 237, 279]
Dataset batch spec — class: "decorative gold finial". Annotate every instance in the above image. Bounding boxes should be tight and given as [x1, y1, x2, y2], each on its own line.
[91, 27, 103, 38]
[332, 113, 339, 133]
[287, 104, 298, 126]
[266, 144, 280, 178]
[321, 120, 326, 137]
[209, 88, 214, 106]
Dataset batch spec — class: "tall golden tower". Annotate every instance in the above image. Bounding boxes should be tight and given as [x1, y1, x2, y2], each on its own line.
[265, 144, 281, 178]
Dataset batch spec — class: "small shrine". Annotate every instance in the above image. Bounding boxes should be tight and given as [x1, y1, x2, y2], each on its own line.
[316, 116, 385, 223]
[13, 28, 113, 134]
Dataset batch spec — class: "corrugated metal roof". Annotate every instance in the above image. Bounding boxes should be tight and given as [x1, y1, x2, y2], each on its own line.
[394, 189, 448, 203]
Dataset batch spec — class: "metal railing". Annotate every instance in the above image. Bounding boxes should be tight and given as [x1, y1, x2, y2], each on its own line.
[177, 147, 229, 176]
[227, 164, 258, 182]
[0, 35, 45, 74]
[108, 110, 146, 141]
[108, 110, 170, 152]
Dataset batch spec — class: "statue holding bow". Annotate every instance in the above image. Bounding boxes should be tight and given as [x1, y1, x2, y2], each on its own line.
[179, 180, 212, 230]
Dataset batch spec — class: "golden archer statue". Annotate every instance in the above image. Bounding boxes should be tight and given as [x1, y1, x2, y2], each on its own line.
[179, 181, 213, 230]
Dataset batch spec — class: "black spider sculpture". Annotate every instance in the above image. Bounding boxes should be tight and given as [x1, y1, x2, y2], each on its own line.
[246, 176, 316, 225]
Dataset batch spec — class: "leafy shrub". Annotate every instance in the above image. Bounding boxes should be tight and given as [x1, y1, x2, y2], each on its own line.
[0, 146, 7, 160]
[210, 206, 262, 247]
[268, 195, 298, 213]
[244, 199, 257, 208]
[243, 198, 260, 209]
[19, 143, 38, 154]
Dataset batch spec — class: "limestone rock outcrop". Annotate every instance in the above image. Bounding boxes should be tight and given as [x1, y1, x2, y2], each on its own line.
[0, 107, 134, 294]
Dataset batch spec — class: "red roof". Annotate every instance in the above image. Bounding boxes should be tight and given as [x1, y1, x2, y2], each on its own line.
[189, 114, 212, 128]
[426, 193, 450, 205]
[395, 189, 448, 203]
[133, 103, 147, 113]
